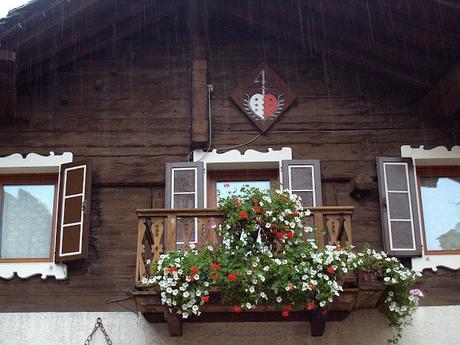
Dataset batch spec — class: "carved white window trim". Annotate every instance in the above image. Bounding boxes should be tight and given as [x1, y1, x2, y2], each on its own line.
[0, 152, 73, 280]
[193, 147, 293, 207]
[401, 145, 460, 272]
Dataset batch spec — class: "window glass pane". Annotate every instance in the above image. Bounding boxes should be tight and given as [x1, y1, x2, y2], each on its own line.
[1, 185, 55, 259]
[420, 177, 460, 251]
[217, 181, 270, 203]
[293, 191, 314, 207]
[290, 166, 313, 190]
[385, 164, 408, 191]
[173, 170, 195, 193]
[173, 194, 195, 208]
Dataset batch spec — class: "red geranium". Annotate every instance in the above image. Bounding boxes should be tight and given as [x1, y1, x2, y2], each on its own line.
[212, 263, 221, 270]
[286, 232, 294, 239]
[235, 200, 242, 206]
[327, 266, 335, 274]
[191, 266, 199, 275]
[239, 211, 249, 219]
[306, 301, 315, 310]
[202, 296, 209, 303]
[252, 206, 262, 213]
[188, 276, 195, 283]
[276, 232, 284, 239]
[233, 306, 241, 313]
[281, 310, 290, 317]
[227, 273, 237, 281]
[210, 274, 218, 281]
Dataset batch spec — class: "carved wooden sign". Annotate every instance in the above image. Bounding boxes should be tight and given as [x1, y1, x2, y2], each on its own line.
[230, 63, 296, 133]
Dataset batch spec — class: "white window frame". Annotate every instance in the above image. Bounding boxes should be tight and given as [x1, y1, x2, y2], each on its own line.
[193, 147, 293, 207]
[171, 167, 199, 245]
[401, 145, 460, 272]
[0, 152, 73, 280]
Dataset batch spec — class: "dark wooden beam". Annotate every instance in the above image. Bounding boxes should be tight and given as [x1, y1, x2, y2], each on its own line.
[16, 2, 176, 85]
[0, 50, 16, 119]
[225, 6, 430, 90]
[0, 0, 102, 47]
[431, 0, 460, 11]
[309, 0, 460, 59]
[189, 0, 210, 150]
[16, 1, 158, 74]
[420, 63, 460, 121]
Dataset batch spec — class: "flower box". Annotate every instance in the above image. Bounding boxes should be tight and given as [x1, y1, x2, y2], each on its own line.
[130, 278, 386, 337]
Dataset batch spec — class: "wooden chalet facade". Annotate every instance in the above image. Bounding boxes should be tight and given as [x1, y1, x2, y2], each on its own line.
[0, 1, 459, 344]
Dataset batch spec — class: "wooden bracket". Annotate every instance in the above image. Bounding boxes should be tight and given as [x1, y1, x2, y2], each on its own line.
[163, 308, 183, 336]
[310, 309, 327, 337]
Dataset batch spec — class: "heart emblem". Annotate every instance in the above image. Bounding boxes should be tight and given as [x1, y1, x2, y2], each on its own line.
[249, 93, 278, 119]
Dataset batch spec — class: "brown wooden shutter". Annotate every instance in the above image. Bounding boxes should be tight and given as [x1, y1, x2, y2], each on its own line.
[165, 162, 205, 245]
[56, 161, 92, 262]
[376, 157, 422, 257]
[165, 162, 204, 209]
[282, 160, 322, 206]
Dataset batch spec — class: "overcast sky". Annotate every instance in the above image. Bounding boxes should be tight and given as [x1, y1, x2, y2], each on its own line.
[0, 0, 30, 18]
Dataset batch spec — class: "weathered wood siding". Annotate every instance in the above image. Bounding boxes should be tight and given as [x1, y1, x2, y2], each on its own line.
[0, 28, 459, 311]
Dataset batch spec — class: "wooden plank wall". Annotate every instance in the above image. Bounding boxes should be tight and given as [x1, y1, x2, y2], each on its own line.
[0, 26, 459, 311]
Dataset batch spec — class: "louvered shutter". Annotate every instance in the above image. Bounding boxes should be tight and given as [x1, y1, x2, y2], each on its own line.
[376, 157, 422, 256]
[282, 160, 322, 206]
[56, 161, 92, 262]
[165, 162, 205, 244]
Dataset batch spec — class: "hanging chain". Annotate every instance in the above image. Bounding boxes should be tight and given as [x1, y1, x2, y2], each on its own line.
[84, 317, 113, 345]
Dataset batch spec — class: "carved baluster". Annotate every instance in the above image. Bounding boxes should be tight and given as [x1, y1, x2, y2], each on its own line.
[136, 216, 147, 284]
[150, 217, 165, 262]
[178, 217, 194, 250]
[206, 217, 221, 245]
[343, 214, 353, 249]
[326, 215, 342, 245]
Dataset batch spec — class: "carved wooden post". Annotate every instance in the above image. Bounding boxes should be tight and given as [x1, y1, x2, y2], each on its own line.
[313, 210, 325, 248]
[310, 309, 327, 337]
[0, 50, 16, 119]
[163, 308, 183, 336]
[166, 214, 177, 252]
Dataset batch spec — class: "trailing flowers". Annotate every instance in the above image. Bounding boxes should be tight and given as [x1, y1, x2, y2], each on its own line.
[147, 187, 421, 343]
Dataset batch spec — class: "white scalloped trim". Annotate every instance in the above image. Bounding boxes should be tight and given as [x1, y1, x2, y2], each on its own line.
[0, 151, 73, 173]
[401, 145, 460, 272]
[0, 263, 67, 280]
[411, 255, 460, 272]
[193, 147, 292, 163]
[401, 145, 460, 165]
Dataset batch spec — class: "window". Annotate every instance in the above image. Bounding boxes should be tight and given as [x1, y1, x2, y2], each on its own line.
[207, 169, 279, 208]
[377, 145, 460, 272]
[0, 152, 92, 280]
[0, 174, 58, 261]
[417, 166, 460, 254]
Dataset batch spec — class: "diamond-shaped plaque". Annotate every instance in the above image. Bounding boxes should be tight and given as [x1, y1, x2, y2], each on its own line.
[230, 63, 296, 133]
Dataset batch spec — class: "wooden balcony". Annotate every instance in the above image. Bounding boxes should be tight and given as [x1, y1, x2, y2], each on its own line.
[132, 207, 385, 337]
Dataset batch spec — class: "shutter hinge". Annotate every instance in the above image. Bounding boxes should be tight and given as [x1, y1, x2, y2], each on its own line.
[81, 200, 88, 213]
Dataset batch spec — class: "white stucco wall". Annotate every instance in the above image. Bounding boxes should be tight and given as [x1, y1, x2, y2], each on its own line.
[0, 306, 459, 345]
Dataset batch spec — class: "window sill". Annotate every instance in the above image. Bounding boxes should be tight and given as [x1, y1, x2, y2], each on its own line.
[411, 254, 460, 272]
[0, 262, 67, 280]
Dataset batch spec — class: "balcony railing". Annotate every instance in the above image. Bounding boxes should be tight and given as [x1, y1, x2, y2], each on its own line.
[135, 206, 354, 287]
